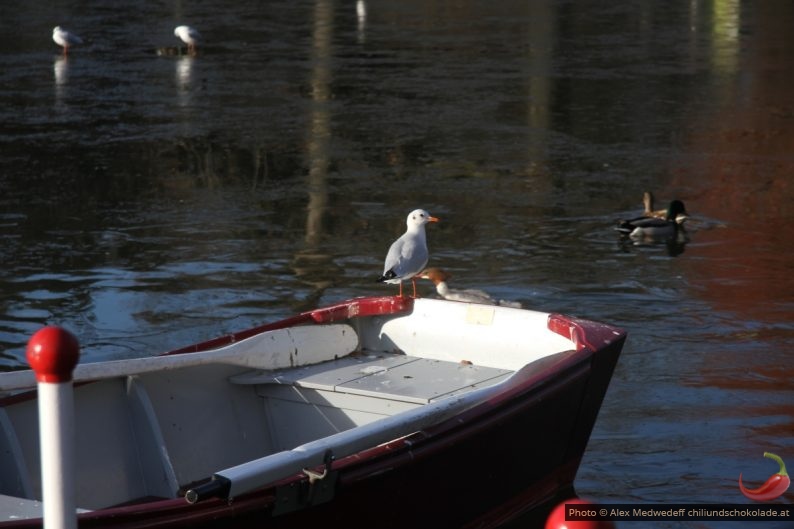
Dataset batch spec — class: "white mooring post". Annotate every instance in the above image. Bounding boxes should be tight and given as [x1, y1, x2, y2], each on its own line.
[26, 326, 80, 529]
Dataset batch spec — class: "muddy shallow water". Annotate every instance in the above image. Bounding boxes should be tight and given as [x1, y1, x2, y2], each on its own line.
[1, 1, 793, 527]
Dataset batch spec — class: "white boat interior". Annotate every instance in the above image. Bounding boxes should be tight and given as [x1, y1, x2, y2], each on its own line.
[0, 299, 577, 518]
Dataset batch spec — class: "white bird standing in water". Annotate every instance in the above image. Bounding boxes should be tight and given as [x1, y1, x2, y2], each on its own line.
[377, 209, 439, 298]
[418, 268, 522, 308]
[174, 25, 202, 55]
[52, 26, 83, 55]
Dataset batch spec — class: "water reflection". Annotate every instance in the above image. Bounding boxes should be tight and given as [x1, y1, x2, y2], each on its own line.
[525, 0, 554, 179]
[356, 0, 367, 44]
[293, 0, 337, 305]
[618, 235, 688, 258]
[175, 56, 194, 106]
[709, 0, 741, 76]
[671, 2, 794, 324]
[53, 56, 69, 107]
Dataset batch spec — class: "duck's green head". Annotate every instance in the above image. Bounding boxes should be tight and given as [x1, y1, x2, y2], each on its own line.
[667, 200, 688, 221]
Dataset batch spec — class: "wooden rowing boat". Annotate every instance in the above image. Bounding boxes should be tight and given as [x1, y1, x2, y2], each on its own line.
[0, 296, 625, 528]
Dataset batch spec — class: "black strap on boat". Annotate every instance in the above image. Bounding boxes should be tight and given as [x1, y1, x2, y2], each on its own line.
[184, 476, 232, 504]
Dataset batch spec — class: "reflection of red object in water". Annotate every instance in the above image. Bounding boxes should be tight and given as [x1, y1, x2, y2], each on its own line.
[739, 452, 790, 501]
[669, 5, 794, 326]
[545, 498, 615, 529]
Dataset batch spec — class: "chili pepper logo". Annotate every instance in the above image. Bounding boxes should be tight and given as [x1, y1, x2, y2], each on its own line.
[739, 452, 790, 502]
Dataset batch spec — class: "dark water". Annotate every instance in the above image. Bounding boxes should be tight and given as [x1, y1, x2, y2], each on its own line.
[1, 1, 793, 527]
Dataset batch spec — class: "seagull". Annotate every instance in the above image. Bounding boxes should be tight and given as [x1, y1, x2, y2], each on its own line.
[617, 200, 688, 239]
[418, 268, 522, 308]
[52, 26, 83, 55]
[174, 25, 202, 55]
[376, 209, 439, 298]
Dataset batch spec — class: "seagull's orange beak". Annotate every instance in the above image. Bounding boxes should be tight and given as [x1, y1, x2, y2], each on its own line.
[428, 216, 440, 223]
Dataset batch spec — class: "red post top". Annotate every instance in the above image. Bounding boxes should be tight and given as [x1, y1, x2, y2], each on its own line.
[26, 326, 80, 383]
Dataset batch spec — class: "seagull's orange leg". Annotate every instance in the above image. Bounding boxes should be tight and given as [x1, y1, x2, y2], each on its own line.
[411, 277, 419, 298]
[398, 281, 403, 298]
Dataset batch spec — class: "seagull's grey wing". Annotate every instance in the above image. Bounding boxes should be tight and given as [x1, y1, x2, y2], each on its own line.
[383, 236, 407, 275]
[188, 27, 203, 41]
[398, 237, 428, 277]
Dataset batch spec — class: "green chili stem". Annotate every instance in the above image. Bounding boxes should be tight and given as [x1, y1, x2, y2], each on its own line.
[763, 452, 788, 477]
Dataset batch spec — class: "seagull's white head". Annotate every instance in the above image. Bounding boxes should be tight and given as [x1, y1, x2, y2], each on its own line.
[405, 209, 440, 230]
[174, 25, 201, 44]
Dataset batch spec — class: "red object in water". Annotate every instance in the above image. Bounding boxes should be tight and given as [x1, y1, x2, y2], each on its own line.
[545, 498, 615, 529]
[739, 452, 790, 502]
[25, 326, 80, 383]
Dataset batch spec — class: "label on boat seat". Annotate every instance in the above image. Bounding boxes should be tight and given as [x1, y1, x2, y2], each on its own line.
[465, 305, 495, 326]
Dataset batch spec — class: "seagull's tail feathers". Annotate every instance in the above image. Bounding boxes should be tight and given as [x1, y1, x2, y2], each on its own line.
[377, 270, 398, 283]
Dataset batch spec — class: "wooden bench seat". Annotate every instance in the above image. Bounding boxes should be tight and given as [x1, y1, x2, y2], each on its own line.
[229, 352, 513, 404]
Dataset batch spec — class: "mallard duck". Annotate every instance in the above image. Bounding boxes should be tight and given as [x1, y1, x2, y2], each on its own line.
[643, 192, 688, 224]
[376, 209, 439, 297]
[643, 192, 664, 218]
[418, 268, 522, 308]
[617, 200, 688, 239]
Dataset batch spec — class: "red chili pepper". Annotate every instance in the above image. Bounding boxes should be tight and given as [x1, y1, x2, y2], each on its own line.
[739, 452, 790, 501]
